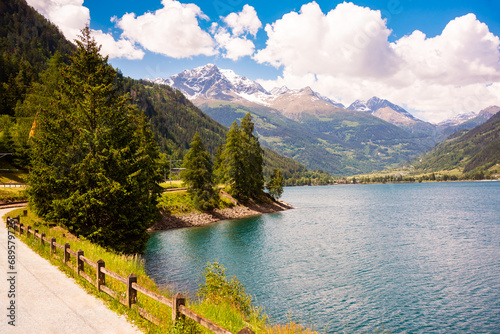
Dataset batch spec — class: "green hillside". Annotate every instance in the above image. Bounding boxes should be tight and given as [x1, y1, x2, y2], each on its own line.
[414, 110, 500, 178]
[0, 0, 76, 116]
[201, 102, 431, 176]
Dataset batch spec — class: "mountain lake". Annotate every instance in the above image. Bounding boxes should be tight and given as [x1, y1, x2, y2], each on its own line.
[144, 181, 500, 333]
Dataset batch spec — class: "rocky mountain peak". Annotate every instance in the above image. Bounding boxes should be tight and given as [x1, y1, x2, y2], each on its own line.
[478, 105, 500, 118]
[270, 86, 290, 96]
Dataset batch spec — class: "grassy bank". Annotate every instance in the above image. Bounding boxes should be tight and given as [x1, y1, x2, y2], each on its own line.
[0, 187, 27, 203]
[157, 187, 236, 215]
[4, 207, 316, 334]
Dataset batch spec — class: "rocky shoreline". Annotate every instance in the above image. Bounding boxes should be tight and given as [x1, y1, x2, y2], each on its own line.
[149, 200, 294, 231]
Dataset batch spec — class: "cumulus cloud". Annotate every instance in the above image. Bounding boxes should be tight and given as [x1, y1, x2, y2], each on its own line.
[255, 2, 500, 123]
[92, 30, 145, 60]
[211, 5, 262, 61]
[26, 0, 90, 42]
[393, 14, 500, 86]
[26, 0, 144, 59]
[255, 2, 400, 78]
[114, 0, 215, 58]
[223, 4, 262, 37]
[213, 26, 256, 61]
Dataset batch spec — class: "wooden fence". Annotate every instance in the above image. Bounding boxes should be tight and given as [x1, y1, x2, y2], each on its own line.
[6, 214, 255, 334]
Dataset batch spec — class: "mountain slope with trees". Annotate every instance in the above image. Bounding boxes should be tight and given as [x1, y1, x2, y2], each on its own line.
[414, 110, 500, 178]
[0, 0, 75, 116]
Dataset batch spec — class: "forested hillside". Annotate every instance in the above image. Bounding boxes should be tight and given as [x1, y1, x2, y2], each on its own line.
[0, 0, 75, 116]
[414, 110, 500, 178]
[120, 78, 227, 156]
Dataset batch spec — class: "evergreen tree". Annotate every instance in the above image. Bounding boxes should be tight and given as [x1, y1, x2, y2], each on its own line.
[267, 168, 284, 200]
[28, 27, 161, 254]
[240, 113, 264, 198]
[223, 120, 246, 199]
[213, 143, 225, 184]
[181, 132, 218, 211]
[221, 113, 264, 201]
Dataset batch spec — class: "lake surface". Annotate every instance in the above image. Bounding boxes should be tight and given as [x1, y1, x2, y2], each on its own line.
[144, 182, 500, 333]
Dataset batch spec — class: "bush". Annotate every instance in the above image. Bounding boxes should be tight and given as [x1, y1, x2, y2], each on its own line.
[198, 261, 252, 316]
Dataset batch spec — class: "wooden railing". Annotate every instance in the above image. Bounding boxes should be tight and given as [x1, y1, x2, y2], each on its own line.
[6, 215, 254, 334]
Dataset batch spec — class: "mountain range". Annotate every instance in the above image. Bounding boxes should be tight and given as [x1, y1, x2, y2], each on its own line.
[152, 64, 498, 175]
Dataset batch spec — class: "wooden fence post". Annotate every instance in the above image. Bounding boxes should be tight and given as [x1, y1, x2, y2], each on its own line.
[27, 226, 31, 237]
[41, 233, 46, 246]
[77, 249, 84, 276]
[64, 243, 70, 264]
[50, 238, 56, 255]
[127, 273, 137, 308]
[23, 210, 27, 217]
[35, 229, 39, 239]
[19, 223, 23, 235]
[172, 292, 186, 323]
[96, 260, 105, 292]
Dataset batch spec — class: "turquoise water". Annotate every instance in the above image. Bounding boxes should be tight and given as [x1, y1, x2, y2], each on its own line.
[144, 182, 500, 333]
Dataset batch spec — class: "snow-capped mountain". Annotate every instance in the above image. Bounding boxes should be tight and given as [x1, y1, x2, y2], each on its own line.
[150, 64, 344, 114]
[151, 64, 270, 102]
[347, 96, 436, 134]
[437, 112, 477, 127]
[347, 99, 371, 112]
[348, 97, 415, 118]
[152, 64, 268, 102]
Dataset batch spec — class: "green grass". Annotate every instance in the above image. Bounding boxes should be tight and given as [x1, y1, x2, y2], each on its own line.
[158, 190, 196, 214]
[0, 187, 27, 202]
[160, 180, 185, 189]
[5, 207, 317, 333]
[0, 162, 28, 183]
[157, 188, 236, 215]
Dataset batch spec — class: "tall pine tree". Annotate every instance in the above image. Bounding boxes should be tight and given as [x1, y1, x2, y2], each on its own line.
[220, 113, 264, 201]
[28, 27, 161, 254]
[267, 168, 284, 200]
[181, 132, 218, 211]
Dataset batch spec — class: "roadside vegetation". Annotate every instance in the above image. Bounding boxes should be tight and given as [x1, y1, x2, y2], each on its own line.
[0, 187, 27, 203]
[4, 207, 317, 334]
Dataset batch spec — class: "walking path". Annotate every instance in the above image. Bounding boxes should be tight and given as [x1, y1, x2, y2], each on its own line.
[0, 208, 143, 333]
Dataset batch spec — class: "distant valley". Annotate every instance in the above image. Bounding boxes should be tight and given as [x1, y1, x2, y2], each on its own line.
[151, 64, 498, 175]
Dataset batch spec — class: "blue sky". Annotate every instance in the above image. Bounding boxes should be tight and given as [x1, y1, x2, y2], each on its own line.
[27, 0, 500, 122]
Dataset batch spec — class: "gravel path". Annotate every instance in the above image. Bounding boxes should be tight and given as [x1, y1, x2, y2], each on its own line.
[0, 208, 143, 333]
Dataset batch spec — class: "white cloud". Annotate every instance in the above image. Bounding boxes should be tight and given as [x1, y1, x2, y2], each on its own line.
[393, 14, 500, 86]
[114, 0, 215, 58]
[255, 2, 500, 123]
[254, 2, 400, 78]
[211, 5, 261, 61]
[223, 4, 262, 37]
[26, 0, 144, 60]
[26, 0, 90, 42]
[92, 30, 145, 60]
[213, 27, 256, 61]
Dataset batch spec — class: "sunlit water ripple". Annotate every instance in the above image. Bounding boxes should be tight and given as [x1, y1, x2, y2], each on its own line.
[144, 181, 500, 333]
